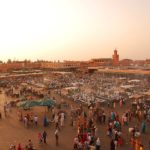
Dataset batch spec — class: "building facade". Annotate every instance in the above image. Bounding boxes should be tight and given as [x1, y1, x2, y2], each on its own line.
[89, 58, 112, 67]
[120, 59, 133, 66]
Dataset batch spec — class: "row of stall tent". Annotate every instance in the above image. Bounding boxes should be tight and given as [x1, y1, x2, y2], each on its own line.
[17, 99, 56, 108]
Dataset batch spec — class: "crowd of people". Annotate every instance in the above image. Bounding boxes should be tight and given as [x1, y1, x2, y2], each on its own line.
[0, 71, 150, 149]
[71, 99, 149, 150]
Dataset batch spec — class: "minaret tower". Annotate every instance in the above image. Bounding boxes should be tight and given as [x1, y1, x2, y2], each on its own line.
[112, 49, 119, 66]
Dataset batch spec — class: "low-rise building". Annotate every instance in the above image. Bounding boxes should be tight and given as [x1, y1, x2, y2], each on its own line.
[89, 58, 113, 67]
[120, 59, 133, 66]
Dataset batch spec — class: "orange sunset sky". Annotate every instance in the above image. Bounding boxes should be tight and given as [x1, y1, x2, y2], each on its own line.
[0, 0, 150, 61]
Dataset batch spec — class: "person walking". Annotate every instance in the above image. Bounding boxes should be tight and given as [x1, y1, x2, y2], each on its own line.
[95, 137, 101, 150]
[42, 131, 47, 144]
[24, 116, 28, 128]
[9, 144, 16, 150]
[17, 143, 23, 150]
[141, 121, 146, 134]
[34, 115, 38, 126]
[102, 112, 106, 124]
[38, 132, 43, 144]
[0, 111, 2, 119]
[28, 139, 33, 150]
[4, 105, 7, 117]
[43, 116, 48, 127]
[60, 115, 64, 127]
[110, 139, 115, 150]
[55, 129, 59, 146]
[61, 112, 65, 126]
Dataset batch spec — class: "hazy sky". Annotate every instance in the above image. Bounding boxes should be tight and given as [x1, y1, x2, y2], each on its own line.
[0, 0, 150, 61]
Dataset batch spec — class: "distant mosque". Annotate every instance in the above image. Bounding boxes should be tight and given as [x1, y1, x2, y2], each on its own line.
[90, 49, 120, 66]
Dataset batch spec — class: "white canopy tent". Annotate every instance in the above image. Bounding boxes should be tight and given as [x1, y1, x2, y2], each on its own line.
[128, 79, 140, 83]
[120, 85, 135, 89]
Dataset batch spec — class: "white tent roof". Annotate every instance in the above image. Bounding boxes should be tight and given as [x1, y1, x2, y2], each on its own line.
[120, 85, 135, 89]
[128, 79, 140, 83]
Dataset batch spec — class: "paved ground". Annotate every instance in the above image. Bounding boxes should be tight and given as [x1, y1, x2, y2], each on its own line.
[0, 91, 150, 150]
